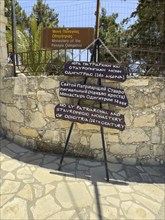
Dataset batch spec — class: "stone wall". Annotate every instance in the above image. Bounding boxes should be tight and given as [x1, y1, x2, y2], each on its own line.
[0, 1, 164, 165]
[0, 0, 7, 66]
[0, 69, 164, 165]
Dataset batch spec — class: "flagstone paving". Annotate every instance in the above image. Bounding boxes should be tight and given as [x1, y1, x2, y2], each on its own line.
[0, 135, 165, 220]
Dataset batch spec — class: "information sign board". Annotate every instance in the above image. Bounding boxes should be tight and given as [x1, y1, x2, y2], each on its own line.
[55, 103, 126, 131]
[64, 61, 127, 82]
[41, 28, 94, 49]
[59, 81, 128, 107]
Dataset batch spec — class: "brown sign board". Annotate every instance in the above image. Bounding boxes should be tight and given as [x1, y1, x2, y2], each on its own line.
[59, 81, 128, 107]
[41, 28, 94, 49]
[55, 103, 126, 131]
[64, 61, 127, 82]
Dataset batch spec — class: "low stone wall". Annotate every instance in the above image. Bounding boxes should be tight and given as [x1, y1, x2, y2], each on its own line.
[0, 67, 165, 165]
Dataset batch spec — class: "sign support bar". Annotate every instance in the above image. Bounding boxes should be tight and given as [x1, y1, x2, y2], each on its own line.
[97, 40, 110, 182]
[58, 76, 88, 171]
[58, 122, 74, 171]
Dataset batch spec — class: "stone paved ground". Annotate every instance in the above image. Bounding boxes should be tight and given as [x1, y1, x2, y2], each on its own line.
[0, 135, 165, 220]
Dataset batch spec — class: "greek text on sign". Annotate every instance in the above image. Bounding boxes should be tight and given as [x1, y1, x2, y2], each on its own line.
[55, 104, 126, 131]
[64, 61, 127, 82]
[59, 81, 128, 107]
[41, 28, 94, 49]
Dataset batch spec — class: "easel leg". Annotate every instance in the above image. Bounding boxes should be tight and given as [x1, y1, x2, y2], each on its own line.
[58, 122, 74, 170]
[58, 77, 88, 171]
[101, 126, 110, 182]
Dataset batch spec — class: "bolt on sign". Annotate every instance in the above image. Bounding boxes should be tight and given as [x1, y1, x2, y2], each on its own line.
[41, 28, 94, 49]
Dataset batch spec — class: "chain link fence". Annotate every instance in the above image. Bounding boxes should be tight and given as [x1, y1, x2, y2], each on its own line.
[7, 0, 165, 76]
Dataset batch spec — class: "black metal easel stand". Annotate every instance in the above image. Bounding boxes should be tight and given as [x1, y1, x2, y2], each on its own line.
[58, 39, 109, 182]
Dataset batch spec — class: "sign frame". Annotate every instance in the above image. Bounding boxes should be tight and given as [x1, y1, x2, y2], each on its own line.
[55, 38, 128, 182]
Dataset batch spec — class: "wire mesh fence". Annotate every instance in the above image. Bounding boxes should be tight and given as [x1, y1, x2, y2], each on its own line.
[17, 0, 138, 28]
[7, 0, 165, 76]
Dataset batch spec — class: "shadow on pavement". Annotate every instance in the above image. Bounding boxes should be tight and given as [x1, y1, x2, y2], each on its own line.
[1, 135, 165, 220]
[1, 135, 164, 185]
